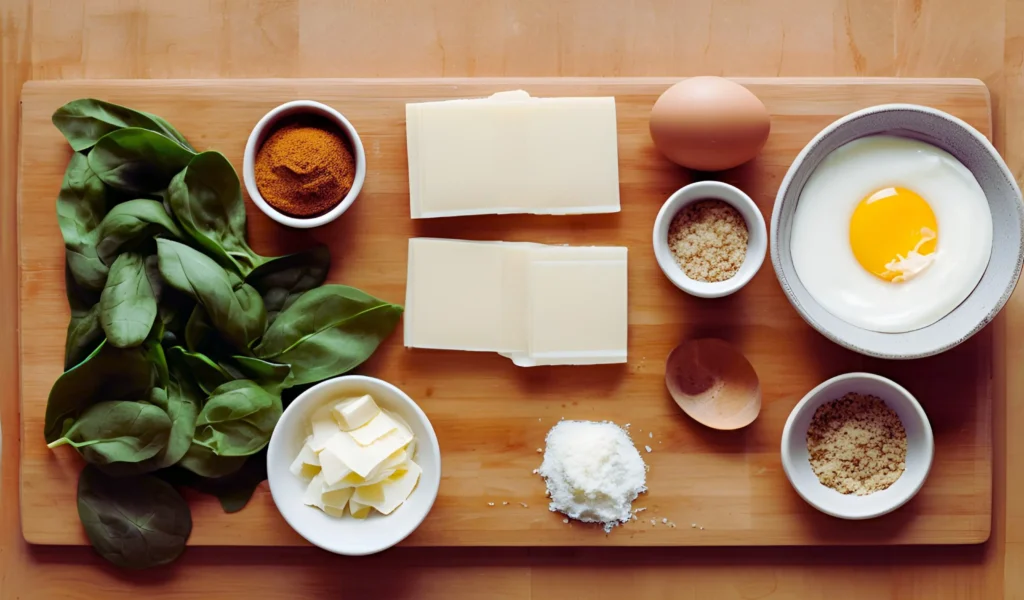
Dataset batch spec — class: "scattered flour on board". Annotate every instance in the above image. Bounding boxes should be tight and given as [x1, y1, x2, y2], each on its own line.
[537, 420, 648, 533]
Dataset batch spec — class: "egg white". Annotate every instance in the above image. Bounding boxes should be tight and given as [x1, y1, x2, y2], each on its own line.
[790, 135, 992, 333]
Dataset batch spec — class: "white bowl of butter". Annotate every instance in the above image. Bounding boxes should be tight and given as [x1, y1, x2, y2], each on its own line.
[267, 375, 441, 555]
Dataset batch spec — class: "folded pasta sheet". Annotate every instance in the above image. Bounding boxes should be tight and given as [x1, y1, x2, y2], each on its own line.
[406, 91, 621, 218]
[404, 238, 628, 366]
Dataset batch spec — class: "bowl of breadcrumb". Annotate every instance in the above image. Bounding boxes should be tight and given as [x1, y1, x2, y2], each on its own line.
[780, 372, 934, 520]
[653, 181, 767, 298]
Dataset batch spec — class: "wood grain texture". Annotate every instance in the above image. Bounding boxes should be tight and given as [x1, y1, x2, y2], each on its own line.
[18, 77, 994, 547]
[1, 1, 1020, 598]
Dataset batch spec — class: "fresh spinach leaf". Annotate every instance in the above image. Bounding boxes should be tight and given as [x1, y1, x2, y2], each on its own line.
[207, 457, 266, 513]
[121, 377, 203, 474]
[57, 153, 110, 291]
[184, 304, 208, 351]
[158, 287, 195, 336]
[168, 151, 263, 276]
[45, 341, 155, 443]
[145, 113, 194, 151]
[47, 400, 171, 467]
[184, 304, 215, 353]
[88, 128, 194, 194]
[52, 98, 194, 152]
[145, 254, 195, 341]
[255, 285, 403, 387]
[161, 448, 268, 513]
[178, 442, 247, 479]
[95, 199, 183, 264]
[183, 306, 243, 372]
[157, 239, 267, 353]
[181, 324, 287, 384]
[132, 352, 205, 473]
[99, 252, 158, 348]
[165, 345, 233, 396]
[144, 253, 164, 302]
[245, 244, 330, 324]
[230, 356, 292, 392]
[77, 466, 191, 569]
[144, 322, 170, 389]
[64, 263, 105, 370]
[158, 377, 200, 468]
[95, 383, 199, 478]
[192, 380, 281, 457]
[66, 304, 103, 370]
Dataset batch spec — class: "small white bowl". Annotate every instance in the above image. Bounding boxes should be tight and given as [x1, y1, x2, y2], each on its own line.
[243, 100, 366, 229]
[266, 375, 441, 556]
[653, 181, 767, 298]
[780, 372, 934, 520]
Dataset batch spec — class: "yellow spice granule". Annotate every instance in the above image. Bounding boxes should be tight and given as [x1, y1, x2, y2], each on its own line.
[806, 393, 907, 496]
[667, 200, 748, 283]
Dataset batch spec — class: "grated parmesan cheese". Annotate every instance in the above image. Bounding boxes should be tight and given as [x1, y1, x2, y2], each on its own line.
[537, 420, 647, 533]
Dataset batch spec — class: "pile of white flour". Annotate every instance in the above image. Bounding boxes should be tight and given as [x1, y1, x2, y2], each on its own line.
[537, 420, 647, 532]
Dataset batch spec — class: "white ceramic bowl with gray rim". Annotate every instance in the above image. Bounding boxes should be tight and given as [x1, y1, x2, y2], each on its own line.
[780, 372, 934, 520]
[771, 104, 1024, 359]
[653, 181, 768, 298]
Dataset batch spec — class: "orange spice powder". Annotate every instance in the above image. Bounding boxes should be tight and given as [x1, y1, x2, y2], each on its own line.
[254, 120, 355, 218]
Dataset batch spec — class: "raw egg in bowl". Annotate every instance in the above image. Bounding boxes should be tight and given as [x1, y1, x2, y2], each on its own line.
[771, 104, 1024, 359]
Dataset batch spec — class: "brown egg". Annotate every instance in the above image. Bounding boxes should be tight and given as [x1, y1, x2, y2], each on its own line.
[650, 77, 771, 171]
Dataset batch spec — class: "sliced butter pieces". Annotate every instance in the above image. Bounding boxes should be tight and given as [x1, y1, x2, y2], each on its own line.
[289, 435, 321, 479]
[406, 90, 620, 218]
[331, 394, 379, 431]
[349, 411, 399, 446]
[348, 498, 372, 520]
[321, 487, 354, 514]
[296, 394, 420, 519]
[405, 238, 628, 365]
[323, 426, 412, 479]
[303, 473, 327, 510]
[309, 404, 339, 452]
[352, 462, 423, 516]
[324, 449, 408, 490]
[318, 442, 352, 485]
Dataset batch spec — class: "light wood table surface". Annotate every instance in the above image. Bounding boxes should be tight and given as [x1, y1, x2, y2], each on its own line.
[1, 1, 1021, 598]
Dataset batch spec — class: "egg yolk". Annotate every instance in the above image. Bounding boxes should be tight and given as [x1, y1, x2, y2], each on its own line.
[849, 187, 938, 282]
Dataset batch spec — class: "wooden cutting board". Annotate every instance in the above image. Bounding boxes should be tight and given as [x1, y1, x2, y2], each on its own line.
[18, 78, 994, 547]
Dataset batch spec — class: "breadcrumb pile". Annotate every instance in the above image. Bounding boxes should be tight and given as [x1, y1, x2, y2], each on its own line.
[806, 393, 907, 496]
[667, 200, 748, 282]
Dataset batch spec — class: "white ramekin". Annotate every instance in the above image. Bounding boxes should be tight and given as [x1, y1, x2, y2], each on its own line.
[243, 100, 366, 229]
[652, 181, 768, 298]
[780, 372, 934, 520]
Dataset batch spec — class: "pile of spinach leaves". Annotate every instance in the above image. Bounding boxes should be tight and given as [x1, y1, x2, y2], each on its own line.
[46, 99, 403, 569]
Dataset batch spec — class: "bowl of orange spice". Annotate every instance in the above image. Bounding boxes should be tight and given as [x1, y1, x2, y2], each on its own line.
[243, 100, 366, 228]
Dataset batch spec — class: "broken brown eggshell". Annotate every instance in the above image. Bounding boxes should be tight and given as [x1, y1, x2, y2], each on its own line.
[664, 338, 761, 430]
